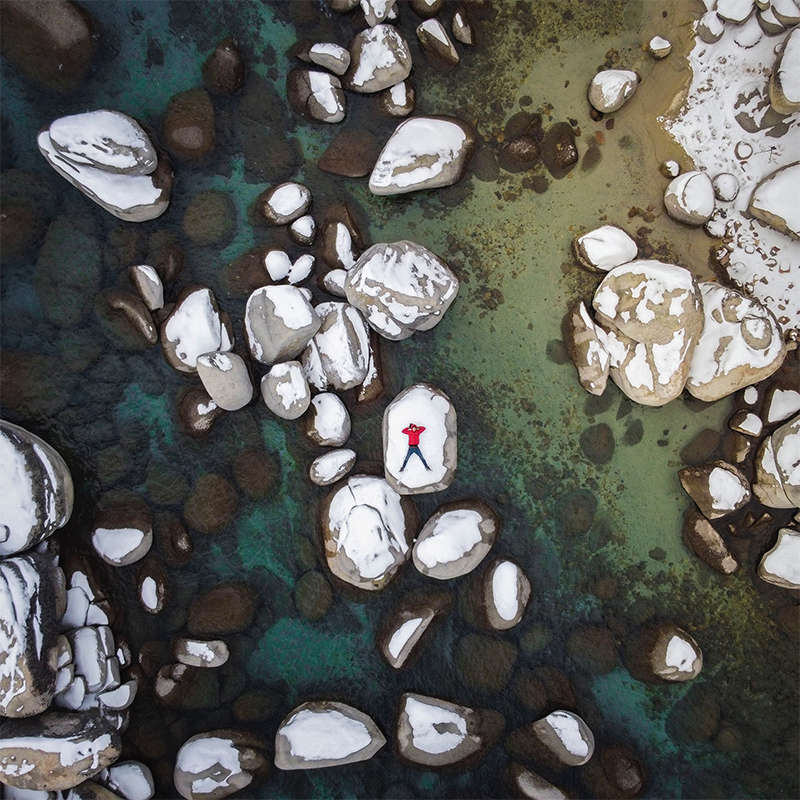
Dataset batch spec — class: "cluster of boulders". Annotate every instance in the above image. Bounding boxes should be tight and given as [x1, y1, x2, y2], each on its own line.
[566, 223, 787, 407]
[0, 421, 155, 800]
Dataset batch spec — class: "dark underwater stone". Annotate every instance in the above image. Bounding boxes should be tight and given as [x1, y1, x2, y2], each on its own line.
[666, 684, 720, 743]
[182, 190, 235, 247]
[680, 428, 721, 465]
[183, 473, 238, 534]
[203, 37, 246, 94]
[163, 87, 216, 160]
[294, 570, 333, 621]
[556, 488, 598, 535]
[188, 582, 257, 636]
[623, 418, 644, 446]
[318, 128, 380, 177]
[457, 633, 517, 692]
[567, 626, 618, 673]
[580, 423, 615, 464]
[232, 449, 280, 500]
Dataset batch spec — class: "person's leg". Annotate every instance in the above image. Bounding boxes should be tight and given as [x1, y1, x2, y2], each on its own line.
[400, 447, 413, 471]
[412, 447, 431, 470]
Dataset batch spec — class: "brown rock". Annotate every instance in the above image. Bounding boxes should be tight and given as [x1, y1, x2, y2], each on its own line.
[542, 122, 578, 177]
[203, 37, 246, 94]
[154, 513, 194, 567]
[507, 710, 594, 771]
[567, 626, 618, 673]
[319, 204, 366, 269]
[681, 428, 721, 465]
[178, 387, 226, 438]
[188, 582, 257, 636]
[220, 246, 271, 299]
[623, 622, 702, 684]
[498, 135, 541, 172]
[318, 129, 381, 177]
[580, 423, 615, 464]
[232, 449, 279, 500]
[682, 509, 739, 574]
[582, 745, 647, 799]
[182, 190, 235, 247]
[294, 570, 333, 621]
[183, 473, 238, 534]
[163, 87, 215, 160]
[94, 289, 157, 349]
[678, 461, 751, 519]
[456, 633, 516, 691]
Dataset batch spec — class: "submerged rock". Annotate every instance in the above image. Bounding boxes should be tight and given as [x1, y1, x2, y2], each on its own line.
[321, 475, 417, 591]
[369, 116, 476, 195]
[203, 37, 246, 94]
[396, 693, 504, 768]
[163, 88, 215, 161]
[274, 701, 386, 769]
[682, 510, 740, 575]
[0, 420, 74, 557]
[383, 383, 457, 495]
[505, 763, 574, 800]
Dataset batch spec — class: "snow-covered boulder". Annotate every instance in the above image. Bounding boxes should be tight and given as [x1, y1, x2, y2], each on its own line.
[244, 285, 320, 365]
[748, 161, 800, 240]
[648, 35, 672, 58]
[102, 761, 155, 800]
[128, 264, 164, 311]
[623, 623, 703, 683]
[38, 112, 171, 223]
[289, 215, 316, 246]
[377, 592, 451, 669]
[0, 554, 62, 718]
[161, 286, 234, 374]
[514, 710, 595, 768]
[172, 638, 229, 669]
[479, 557, 532, 631]
[261, 361, 311, 420]
[196, 352, 253, 412]
[90, 499, 153, 567]
[174, 730, 269, 800]
[565, 301, 611, 396]
[0, 712, 121, 791]
[716, 0, 756, 24]
[303, 42, 351, 75]
[309, 449, 357, 486]
[305, 393, 351, 447]
[758, 528, 800, 589]
[697, 10, 725, 42]
[712, 173, 740, 202]
[321, 475, 417, 591]
[137, 557, 168, 615]
[0, 420, 74, 556]
[345, 241, 459, 340]
[344, 25, 412, 93]
[587, 69, 638, 113]
[264, 249, 292, 281]
[369, 116, 476, 195]
[753, 413, 800, 507]
[593, 260, 704, 406]
[686, 283, 785, 401]
[302, 302, 371, 391]
[259, 182, 312, 226]
[274, 701, 386, 769]
[287, 70, 346, 123]
[395, 693, 504, 768]
[573, 225, 638, 271]
[377, 80, 416, 117]
[412, 499, 499, 579]
[664, 170, 716, 226]
[383, 383, 457, 495]
[416, 19, 460, 67]
[679, 460, 751, 519]
[361, 0, 398, 26]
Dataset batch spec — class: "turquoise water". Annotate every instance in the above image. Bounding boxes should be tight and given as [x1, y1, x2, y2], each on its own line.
[1, 1, 798, 798]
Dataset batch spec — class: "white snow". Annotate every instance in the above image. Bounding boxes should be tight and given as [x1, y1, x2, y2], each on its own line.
[389, 81, 408, 105]
[708, 466, 748, 509]
[414, 509, 484, 569]
[269, 362, 309, 409]
[370, 117, 468, 192]
[281, 708, 373, 760]
[1, 731, 114, 769]
[0, 431, 39, 555]
[651, 328, 686, 385]
[177, 736, 243, 796]
[350, 25, 410, 89]
[267, 182, 309, 218]
[105, 761, 155, 800]
[577, 225, 638, 270]
[91, 527, 148, 564]
[309, 449, 357, 485]
[335, 223, 355, 268]
[309, 72, 345, 118]
[309, 43, 350, 75]
[665, 635, 698, 672]
[491, 560, 521, 621]
[288, 254, 315, 284]
[270, 285, 318, 330]
[766, 388, 800, 423]
[164, 288, 232, 369]
[139, 576, 158, 610]
[198, 352, 233, 372]
[777, 30, 800, 103]
[545, 711, 589, 758]
[744, 385, 759, 404]
[387, 617, 424, 660]
[290, 215, 315, 240]
[62, 585, 89, 629]
[664, 170, 715, 223]
[419, 19, 451, 47]
[311, 393, 350, 445]
[99, 680, 136, 710]
[265, 250, 292, 281]
[775, 422, 800, 486]
[733, 411, 763, 436]
[760, 528, 800, 586]
[588, 69, 638, 112]
[404, 696, 467, 754]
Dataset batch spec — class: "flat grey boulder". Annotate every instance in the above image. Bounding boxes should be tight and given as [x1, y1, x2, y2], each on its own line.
[344, 25, 411, 93]
[302, 302, 371, 391]
[309, 448, 357, 486]
[196, 352, 253, 412]
[758, 528, 800, 589]
[174, 730, 269, 800]
[396, 693, 504, 768]
[245, 285, 320, 365]
[161, 286, 234, 374]
[38, 122, 171, 223]
[383, 383, 457, 495]
[0, 554, 61, 718]
[587, 69, 638, 113]
[305, 393, 351, 447]
[412, 499, 499, 579]
[686, 283, 785, 401]
[345, 241, 459, 341]
[261, 361, 311, 420]
[0, 420, 74, 556]
[748, 161, 800, 240]
[369, 116, 476, 195]
[274, 701, 386, 769]
[321, 475, 417, 590]
[0, 711, 121, 791]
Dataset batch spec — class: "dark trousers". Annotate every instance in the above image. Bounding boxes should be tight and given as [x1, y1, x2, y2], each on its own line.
[400, 445, 430, 470]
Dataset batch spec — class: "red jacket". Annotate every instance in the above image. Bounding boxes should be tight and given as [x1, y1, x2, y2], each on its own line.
[402, 426, 425, 446]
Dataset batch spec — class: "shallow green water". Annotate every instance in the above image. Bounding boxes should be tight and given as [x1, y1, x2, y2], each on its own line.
[1, 1, 798, 798]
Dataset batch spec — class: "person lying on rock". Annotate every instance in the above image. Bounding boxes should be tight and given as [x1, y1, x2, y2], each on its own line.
[400, 423, 432, 471]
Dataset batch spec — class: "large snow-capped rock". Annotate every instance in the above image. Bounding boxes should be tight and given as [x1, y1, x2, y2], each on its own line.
[592, 260, 704, 406]
[345, 241, 459, 340]
[769, 28, 800, 114]
[196, 352, 253, 412]
[679, 460, 752, 519]
[161, 286, 234, 374]
[0, 420, 74, 556]
[369, 116, 476, 195]
[478, 557, 532, 631]
[664, 170, 716, 226]
[758, 528, 800, 589]
[321, 475, 417, 591]
[686, 283, 785, 401]
[305, 393, 351, 447]
[0, 554, 62, 718]
[0, 712, 121, 791]
[753, 413, 800, 507]
[383, 383, 457, 495]
[623, 623, 703, 684]
[748, 161, 800, 240]
[173, 730, 269, 800]
[274, 701, 386, 769]
[261, 361, 311, 420]
[344, 24, 412, 93]
[587, 69, 638, 113]
[244, 285, 320, 365]
[395, 693, 504, 768]
[37, 111, 171, 222]
[259, 182, 312, 226]
[573, 225, 638, 271]
[412, 499, 499, 579]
